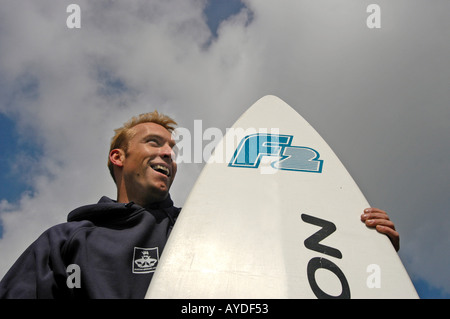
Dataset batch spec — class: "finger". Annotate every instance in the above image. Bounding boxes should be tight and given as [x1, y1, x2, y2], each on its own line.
[364, 207, 387, 214]
[364, 208, 388, 216]
[361, 208, 390, 221]
[365, 218, 396, 230]
[361, 212, 390, 222]
[376, 225, 400, 251]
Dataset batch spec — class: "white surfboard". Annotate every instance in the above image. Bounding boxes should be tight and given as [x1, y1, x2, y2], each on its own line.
[146, 95, 418, 299]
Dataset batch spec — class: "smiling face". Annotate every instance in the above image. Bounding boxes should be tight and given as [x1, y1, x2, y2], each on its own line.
[110, 122, 177, 207]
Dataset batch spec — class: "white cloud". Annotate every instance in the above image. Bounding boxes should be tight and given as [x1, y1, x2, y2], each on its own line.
[1, 0, 449, 297]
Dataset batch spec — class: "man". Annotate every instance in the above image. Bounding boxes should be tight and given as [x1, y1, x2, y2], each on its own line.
[0, 111, 399, 298]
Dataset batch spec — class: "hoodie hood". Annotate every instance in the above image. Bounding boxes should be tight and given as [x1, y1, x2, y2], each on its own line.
[67, 195, 178, 225]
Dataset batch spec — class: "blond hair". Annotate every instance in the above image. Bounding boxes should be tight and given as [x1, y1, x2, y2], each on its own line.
[108, 111, 177, 182]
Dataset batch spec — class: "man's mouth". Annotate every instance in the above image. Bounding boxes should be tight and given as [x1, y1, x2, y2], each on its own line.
[150, 164, 171, 177]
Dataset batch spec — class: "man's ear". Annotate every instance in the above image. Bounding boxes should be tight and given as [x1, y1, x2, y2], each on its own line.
[109, 149, 125, 168]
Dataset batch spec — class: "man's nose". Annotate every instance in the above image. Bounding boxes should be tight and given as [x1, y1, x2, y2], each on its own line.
[160, 144, 176, 161]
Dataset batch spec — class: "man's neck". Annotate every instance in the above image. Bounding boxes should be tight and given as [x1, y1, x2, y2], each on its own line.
[116, 191, 168, 208]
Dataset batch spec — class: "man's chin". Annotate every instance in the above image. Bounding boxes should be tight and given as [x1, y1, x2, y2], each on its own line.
[146, 185, 170, 203]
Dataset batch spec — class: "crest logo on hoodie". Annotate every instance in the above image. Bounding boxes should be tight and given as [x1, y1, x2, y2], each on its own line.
[132, 247, 159, 274]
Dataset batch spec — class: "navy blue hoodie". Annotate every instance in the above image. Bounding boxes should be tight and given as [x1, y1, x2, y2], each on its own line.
[0, 196, 180, 299]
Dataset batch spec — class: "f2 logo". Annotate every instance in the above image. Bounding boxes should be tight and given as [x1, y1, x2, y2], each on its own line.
[228, 133, 323, 173]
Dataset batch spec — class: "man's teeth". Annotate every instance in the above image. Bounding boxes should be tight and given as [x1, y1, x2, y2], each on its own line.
[151, 164, 170, 176]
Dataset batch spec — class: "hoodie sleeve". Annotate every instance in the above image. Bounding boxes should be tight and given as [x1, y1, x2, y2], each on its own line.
[0, 223, 81, 299]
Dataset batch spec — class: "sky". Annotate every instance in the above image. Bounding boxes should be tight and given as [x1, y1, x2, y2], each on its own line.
[0, 0, 449, 299]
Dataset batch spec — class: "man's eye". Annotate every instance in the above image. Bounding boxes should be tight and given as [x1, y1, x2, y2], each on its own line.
[148, 139, 160, 146]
